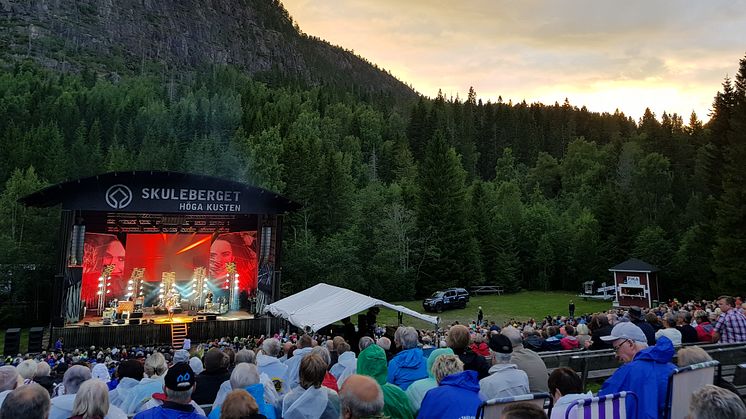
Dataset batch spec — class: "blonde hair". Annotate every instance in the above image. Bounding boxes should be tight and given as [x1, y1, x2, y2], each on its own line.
[220, 389, 259, 419]
[144, 352, 167, 377]
[71, 379, 109, 419]
[677, 346, 712, 367]
[432, 354, 464, 384]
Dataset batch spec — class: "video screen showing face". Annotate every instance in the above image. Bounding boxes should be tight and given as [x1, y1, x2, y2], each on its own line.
[81, 231, 258, 309]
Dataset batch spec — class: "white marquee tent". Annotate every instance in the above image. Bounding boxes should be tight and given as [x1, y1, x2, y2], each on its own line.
[263, 283, 439, 332]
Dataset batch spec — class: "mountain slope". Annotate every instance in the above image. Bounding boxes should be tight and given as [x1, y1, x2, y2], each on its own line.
[0, 0, 416, 100]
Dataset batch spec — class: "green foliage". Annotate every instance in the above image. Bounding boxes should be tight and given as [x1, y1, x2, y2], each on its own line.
[2, 53, 746, 321]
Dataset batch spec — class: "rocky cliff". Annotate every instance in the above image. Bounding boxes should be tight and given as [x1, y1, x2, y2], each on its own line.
[0, 0, 415, 99]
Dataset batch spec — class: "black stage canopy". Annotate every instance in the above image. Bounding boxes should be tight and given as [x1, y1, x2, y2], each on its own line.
[20, 171, 299, 215]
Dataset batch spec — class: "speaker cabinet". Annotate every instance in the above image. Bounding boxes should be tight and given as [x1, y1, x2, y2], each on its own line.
[3, 328, 21, 356]
[130, 312, 144, 319]
[206, 314, 217, 321]
[28, 327, 44, 353]
[129, 319, 140, 325]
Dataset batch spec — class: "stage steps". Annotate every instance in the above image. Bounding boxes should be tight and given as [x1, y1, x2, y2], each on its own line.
[171, 323, 188, 349]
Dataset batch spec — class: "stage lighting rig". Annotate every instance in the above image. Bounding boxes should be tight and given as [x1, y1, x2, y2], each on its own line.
[97, 264, 115, 314]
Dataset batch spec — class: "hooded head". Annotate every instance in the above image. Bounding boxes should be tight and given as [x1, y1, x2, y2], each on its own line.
[356, 344, 388, 385]
[425, 348, 453, 380]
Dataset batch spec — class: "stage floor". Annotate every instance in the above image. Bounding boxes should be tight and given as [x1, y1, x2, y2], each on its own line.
[70, 310, 254, 327]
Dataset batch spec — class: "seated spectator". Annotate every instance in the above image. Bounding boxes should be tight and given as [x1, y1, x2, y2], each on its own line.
[522, 328, 545, 352]
[405, 348, 454, 413]
[33, 361, 54, 396]
[356, 344, 413, 419]
[547, 368, 591, 419]
[339, 375, 384, 419]
[311, 346, 339, 392]
[257, 338, 289, 394]
[677, 312, 699, 344]
[212, 349, 279, 408]
[0, 382, 50, 419]
[108, 360, 144, 408]
[189, 357, 204, 375]
[192, 348, 230, 405]
[50, 365, 127, 419]
[645, 312, 663, 332]
[655, 313, 682, 346]
[133, 363, 204, 419]
[69, 379, 110, 419]
[501, 402, 548, 419]
[282, 354, 340, 419]
[358, 336, 375, 352]
[16, 360, 37, 385]
[118, 352, 169, 414]
[376, 337, 393, 361]
[417, 355, 481, 419]
[447, 325, 490, 379]
[172, 349, 190, 365]
[0, 366, 19, 409]
[283, 334, 315, 391]
[387, 327, 428, 391]
[694, 310, 715, 343]
[92, 363, 111, 384]
[479, 334, 529, 400]
[218, 389, 265, 419]
[559, 325, 580, 350]
[469, 334, 490, 357]
[330, 342, 356, 388]
[688, 384, 746, 419]
[627, 306, 659, 346]
[676, 346, 740, 395]
[208, 364, 274, 419]
[574, 324, 591, 349]
[598, 323, 675, 419]
[541, 326, 563, 352]
[501, 326, 549, 393]
[587, 314, 613, 350]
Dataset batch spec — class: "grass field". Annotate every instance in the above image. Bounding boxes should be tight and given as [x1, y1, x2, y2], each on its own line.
[373, 291, 612, 329]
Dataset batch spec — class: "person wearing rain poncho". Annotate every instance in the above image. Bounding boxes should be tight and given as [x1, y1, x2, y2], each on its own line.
[282, 354, 340, 419]
[116, 353, 169, 414]
[405, 347, 454, 413]
[329, 342, 356, 388]
[356, 344, 414, 419]
[208, 363, 276, 419]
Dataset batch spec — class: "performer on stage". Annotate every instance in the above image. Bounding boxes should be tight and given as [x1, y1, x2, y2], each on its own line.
[165, 290, 179, 322]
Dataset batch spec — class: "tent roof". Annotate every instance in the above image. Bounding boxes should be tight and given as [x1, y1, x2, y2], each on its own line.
[264, 283, 439, 332]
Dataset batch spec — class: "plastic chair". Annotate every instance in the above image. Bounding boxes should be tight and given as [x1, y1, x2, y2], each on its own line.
[476, 392, 551, 419]
[665, 360, 718, 419]
[563, 391, 638, 419]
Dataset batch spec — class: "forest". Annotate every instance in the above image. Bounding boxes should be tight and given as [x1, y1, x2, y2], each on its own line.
[0, 54, 744, 324]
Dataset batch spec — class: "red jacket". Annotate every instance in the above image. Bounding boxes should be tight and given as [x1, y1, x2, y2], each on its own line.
[469, 342, 490, 357]
[323, 371, 339, 392]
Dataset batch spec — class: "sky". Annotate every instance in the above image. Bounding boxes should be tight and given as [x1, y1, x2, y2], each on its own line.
[282, 0, 746, 122]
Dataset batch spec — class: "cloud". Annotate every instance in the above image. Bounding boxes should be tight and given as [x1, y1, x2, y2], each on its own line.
[282, 0, 746, 120]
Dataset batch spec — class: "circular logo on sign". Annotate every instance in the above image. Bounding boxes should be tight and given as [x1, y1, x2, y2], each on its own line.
[105, 184, 133, 209]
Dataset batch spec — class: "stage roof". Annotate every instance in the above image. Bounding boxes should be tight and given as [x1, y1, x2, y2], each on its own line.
[264, 283, 440, 332]
[20, 171, 300, 215]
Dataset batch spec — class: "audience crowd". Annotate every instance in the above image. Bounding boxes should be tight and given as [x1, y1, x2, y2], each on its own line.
[0, 295, 744, 419]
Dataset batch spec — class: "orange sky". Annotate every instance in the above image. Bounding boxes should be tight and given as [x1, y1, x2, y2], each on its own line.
[282, 0, 746, 122]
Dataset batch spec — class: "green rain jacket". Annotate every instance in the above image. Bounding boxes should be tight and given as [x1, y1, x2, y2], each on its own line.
[357, 344, 415, 419]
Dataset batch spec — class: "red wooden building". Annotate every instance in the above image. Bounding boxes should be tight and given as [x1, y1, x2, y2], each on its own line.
[609, 258, 660, 308]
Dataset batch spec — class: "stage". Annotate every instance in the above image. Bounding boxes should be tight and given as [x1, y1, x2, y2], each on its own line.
[53, 310, 288, 348]
[72, 309, 255, 327]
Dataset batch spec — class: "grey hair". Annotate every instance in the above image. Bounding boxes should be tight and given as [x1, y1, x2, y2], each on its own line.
[262, 338, 281, 357]
[376, 337, 391, 351]
[689, 384, 746, 419]
[35, 361, 51, 377]
[235, 349, 256, 365]
[16, 360, 38, 380]
[310, 346, 332, 366]
[0, 366, 19, 392]
[0, 382, 50, 419]
[677, 346, 712, 367]
[494, 352, 513, 364]
[664, 313, 677, 327]
[63, 365, 92, 394]
[230, 363, 260, 389]
[144, 352, 167, 377]
[359, 336, 375, 351]
[399, 327, 419, 349]
[501, 326, 523, 347]
[339, 377, 384, 418]
[164, 387, 193, 404]
[71, 378, 109, 419]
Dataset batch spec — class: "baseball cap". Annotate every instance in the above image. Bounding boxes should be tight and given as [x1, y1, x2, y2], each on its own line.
[164, 363, 195, 391]
[627, 306, 643, 319]
[600, 322, 647, 344]
[488, 334, 513, 354]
